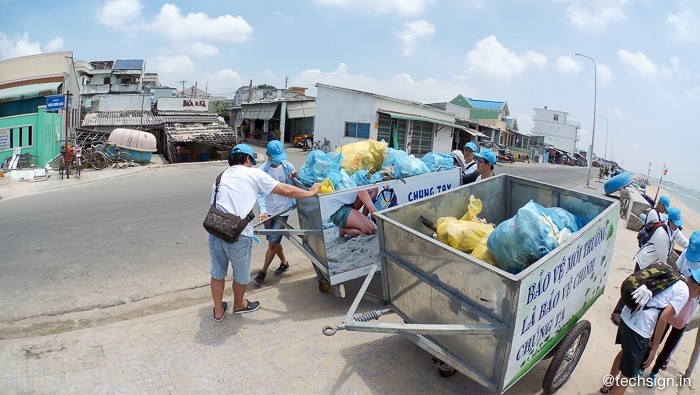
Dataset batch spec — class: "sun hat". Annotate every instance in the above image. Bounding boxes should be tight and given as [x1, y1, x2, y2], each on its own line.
[474, 148, 497, 166]
[230, 144, 257, 165]
[266, 140, 287, 164]
[658, 196, 671, 211]
[686, 231, 700, 263]
[667, 207, 683, 227]
[464, 142, 478, 152]
[450, 150, 466, 168]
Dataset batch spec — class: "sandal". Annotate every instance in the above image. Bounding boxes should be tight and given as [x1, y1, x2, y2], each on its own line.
[213, 301, 228, 321]
[232, 299, 260, 314]
[599, 385, 612, 394]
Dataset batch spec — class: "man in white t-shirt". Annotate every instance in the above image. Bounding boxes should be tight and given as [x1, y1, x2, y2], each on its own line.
[601, 267, 700, 394]
[643, 195, 670, 226]
[463, 142, 478, 176]
[208, 144, 319, 321]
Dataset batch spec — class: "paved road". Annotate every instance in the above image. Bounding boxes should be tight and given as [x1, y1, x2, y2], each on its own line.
[0, 149, 588, 337]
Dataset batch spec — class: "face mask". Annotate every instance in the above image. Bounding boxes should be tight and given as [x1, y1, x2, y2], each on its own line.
[660, 213, 668, 223]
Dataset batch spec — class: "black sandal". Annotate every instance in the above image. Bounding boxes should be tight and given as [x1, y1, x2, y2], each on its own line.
[600, 385, 612, 394]
[213, 301, 228, 321]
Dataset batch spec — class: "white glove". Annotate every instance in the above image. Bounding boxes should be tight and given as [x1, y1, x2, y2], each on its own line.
[632, 284, 653, 308]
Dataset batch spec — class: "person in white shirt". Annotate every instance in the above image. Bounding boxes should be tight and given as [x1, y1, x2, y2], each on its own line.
[473, 149, 496, 182]
[208, 144, 319, 321]
[601, 269, 700, 394]
[646, 231, 700, 381]
[612, 207, 686, 324]
[463, 142, 479, 176]
[643, 195, 670, 225]
[254, 140, 298, 285]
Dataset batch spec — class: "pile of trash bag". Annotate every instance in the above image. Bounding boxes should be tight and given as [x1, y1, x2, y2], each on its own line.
[486, 200, 582, 274]
[298, 138, 457, 192]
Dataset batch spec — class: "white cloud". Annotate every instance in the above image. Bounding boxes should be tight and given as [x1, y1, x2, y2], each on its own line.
[395, 20, 435, 57]
[295, 63, 472, 103]
[556, 56, 582, 73]
[149, 4, 253, 43]
[566, 0, 628, 31]
[0, 32, 41, 59]
[97, 0, 143, 29]
[315, 0, 436, 16]
[667, 9, 699, 43]
[597, 63, 613, 85]
[43, 38, 64, 52]
[464, 36, 547, 79]
[148, 55, 196, 75]
[200, 69, 243, 94]
[185, 42, 219, 57]
[617, 49, 657, 75]
[616, 50, 690, 80]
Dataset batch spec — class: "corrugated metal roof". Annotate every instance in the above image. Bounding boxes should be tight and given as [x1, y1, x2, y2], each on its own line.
[0, 81, 62, 102]
[287, 101, 316, 118]
[81, 111, 160, 127]
[113, 59, 144, 70]
[158, 114, 220, 124]
[164, 124, 237, 144]
[240, 102, 279, 120]
[467, 98, 505, 111]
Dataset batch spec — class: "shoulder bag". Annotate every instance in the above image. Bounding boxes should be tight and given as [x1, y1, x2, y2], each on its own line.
[203, 171, 255, 243]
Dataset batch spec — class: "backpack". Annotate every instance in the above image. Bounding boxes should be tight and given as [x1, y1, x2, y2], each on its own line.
[637, 221, 667, 248]
[620, 263, 684, 312]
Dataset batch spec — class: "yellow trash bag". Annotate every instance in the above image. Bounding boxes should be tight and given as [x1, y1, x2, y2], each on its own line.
[335, 139, 387, 175]
[436, 217, 494, 253]
[471, 243, 498, 267]
[319, 178, 335, 194]
[460, 195, 484, 222]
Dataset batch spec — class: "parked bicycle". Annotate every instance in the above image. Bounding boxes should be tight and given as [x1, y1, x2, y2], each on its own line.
[313, 138, 332, 153]
[92, 143, 133, 169]
[80, 144, 108, 170]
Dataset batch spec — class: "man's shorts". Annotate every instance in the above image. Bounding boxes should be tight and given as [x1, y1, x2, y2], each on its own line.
[264, 215, 289, 244]
[615, 319, 650, 378]
[330, 205, 352, 228]
[208, 234, 253, 284]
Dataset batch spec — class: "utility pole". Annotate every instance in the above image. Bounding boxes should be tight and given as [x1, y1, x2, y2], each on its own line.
[575, 53, 597, 187]
[178, 80, 187, 96]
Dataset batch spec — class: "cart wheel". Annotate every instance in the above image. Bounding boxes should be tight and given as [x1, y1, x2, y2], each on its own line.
[318, 279, 331, 293]
[542, 320, 591, 394]
[432, 357, 457, 377]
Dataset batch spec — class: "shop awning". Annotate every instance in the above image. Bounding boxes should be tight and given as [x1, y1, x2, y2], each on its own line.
[0, 81, 62, 102]
[464, 128, 488, 138]
[287, 101, 316, 118]
[240, 102, 279, 120]
[378, 110, 468, 132]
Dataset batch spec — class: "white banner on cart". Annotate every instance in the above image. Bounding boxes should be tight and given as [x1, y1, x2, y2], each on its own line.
[503, 208, 618, 390]
[318, 169, 460, 278]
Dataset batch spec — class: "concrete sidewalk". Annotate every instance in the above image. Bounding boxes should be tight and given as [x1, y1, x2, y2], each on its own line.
[1, 170, 697, 394]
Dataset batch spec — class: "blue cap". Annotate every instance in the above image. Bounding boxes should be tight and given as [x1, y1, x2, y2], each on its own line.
[658, 196, 671, 211]
[686, 231, 700, 263]
[668, 207, 683, 227]
[474, 148, 497, 166]
[464, 142, 478, 152]
[689, 267, 700, 284]
[230, 144, 257, 165]
[266, 140, 287, 164]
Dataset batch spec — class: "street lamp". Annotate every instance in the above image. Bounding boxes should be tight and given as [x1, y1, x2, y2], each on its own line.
[599, 115, 608, 170]
[575, 53, 597, 187]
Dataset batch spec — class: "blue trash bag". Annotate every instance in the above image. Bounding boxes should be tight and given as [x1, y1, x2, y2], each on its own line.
[420, 152, 454, 172]
[369, 170, 385, 183]
[327, 168, 356, 191]
[351, 169, 372, 186]
[382, 148, 408, 168]
[542, 206, 582, 233]
[298, 150, 343, 186]
[487, 200, 560, 274]
[394, 155, 430, 178]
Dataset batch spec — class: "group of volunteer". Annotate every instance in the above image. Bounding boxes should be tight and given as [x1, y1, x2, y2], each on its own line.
[602, 195, 700, 394]
[450, 142, 497, 184]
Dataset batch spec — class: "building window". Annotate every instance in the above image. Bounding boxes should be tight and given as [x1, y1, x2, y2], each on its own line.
[0, 125, 33, 151]
[377, 113, 407, 149]
[103, 77, 110, 84]
[553, 114, 559, 121]
[345, 122, 370, 138]
[410, 121, 433, 155]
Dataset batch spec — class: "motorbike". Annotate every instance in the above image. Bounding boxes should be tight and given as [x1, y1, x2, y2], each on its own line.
[294, 134, 313, 151]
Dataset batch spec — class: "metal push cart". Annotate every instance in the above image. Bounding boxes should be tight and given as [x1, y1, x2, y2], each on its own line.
[254, 169, 461, 297]
[323, 174, 620, 393]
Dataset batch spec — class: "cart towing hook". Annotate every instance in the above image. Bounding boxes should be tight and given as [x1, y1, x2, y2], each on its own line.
[323, 308, 394, 336]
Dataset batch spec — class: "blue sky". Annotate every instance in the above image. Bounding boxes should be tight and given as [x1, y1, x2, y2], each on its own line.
[2, 0, 699, 190]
